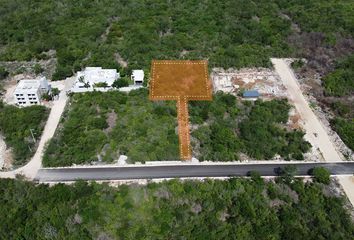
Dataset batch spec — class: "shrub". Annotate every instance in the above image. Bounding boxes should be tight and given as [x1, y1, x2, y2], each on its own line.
[311, 167, 331, 185]
[0, 67, 9, 80]
[33, 64, 43, 75]
[112, 77, 129, 88]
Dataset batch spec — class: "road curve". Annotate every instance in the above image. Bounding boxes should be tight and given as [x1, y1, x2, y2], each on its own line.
[35, 162, 354, 182]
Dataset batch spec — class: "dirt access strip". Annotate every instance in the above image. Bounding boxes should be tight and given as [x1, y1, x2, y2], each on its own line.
[271, 58, 354, 206]
[149, 60, 213, 160]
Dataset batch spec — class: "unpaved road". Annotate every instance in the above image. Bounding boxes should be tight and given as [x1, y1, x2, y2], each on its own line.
[0, 77, 74, 179]
[271, 58, 354, 205]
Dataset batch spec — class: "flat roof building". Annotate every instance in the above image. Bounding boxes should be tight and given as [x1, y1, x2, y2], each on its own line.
[243, 90, 260, 99]
[71, 67, 120, 93]
[13, 77, 49, 107]
[131, 70, 144, 85]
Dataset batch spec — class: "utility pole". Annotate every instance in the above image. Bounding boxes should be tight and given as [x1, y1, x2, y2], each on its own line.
[29, 128, 36, 143]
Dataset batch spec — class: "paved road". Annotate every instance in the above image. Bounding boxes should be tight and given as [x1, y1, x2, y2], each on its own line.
[35, 162, 354, 182]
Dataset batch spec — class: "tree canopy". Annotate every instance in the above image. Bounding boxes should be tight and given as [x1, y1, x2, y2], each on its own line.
[0, 178, 353, 239]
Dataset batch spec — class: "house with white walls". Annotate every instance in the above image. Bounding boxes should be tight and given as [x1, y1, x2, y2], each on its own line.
[13, 77, 50, 106]
[131, 70, 144, 85]
[71, 67, 120, 93]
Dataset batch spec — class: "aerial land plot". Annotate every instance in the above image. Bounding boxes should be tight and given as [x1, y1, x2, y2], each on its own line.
[43, 89, 311, 167]
[0, 102, 49, 168]
[43, 89, 179, 167]
[150, 60, 212, 160]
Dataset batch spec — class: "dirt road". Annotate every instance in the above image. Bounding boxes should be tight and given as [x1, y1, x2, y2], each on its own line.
[271, 58, 354, 205]
[0, 77, 74, 179]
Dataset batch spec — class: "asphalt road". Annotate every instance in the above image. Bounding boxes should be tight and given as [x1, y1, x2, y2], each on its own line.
[35, 162, 354, 182]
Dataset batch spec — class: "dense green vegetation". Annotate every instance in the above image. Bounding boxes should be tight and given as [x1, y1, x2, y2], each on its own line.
[327, 101, 354, 152]
[43, 89, 179, 166]
[0, 67, 9, 80]
[2, 0, 349, 79]
[332, 117, 354, 152]
[311, 167, 331, 185]
[0, 102, 49, 166]
[44, 90, 310, 166]
[0, 177, 353, 239]
[0, 0, 352, 80]
[323, 54, 354, 97]
[276, 0, 353, 37]
[190, 93, 311, 161]
[0, 0, 293, 79]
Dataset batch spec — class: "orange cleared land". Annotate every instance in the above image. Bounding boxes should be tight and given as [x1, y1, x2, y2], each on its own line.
[149, 60, 213, 160]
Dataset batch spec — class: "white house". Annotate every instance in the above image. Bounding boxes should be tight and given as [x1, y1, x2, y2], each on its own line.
[131, 70, 144, 85]
[13, 77, 50, 107]
[71, 67, 120, 93]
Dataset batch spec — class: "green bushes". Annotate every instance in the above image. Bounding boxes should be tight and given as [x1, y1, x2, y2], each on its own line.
[0, 0, 292, 78]
[328, 100, 354, 152]
[0, 0, 352, 80]
[331, 117, 354, 151]
[33, 64, 43, 75]
[191, 94, 311, 161]
[0, 178, 353, 239]
[323, 54, 354, 96]
[43, 91, 310, 166]
[0, 103, 49, 166]
[112, 77, 129, 88]
[240, 113, 310, 160]
[0, 67, 9, 80]
[311, 167, 331, 184]
[275, 0, 354, 37]
[43, 89, 179, 166]
[0, 1, 352, 80]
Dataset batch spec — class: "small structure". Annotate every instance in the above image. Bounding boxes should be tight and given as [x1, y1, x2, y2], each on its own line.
[13, 77, 50, 106]
[131, 70, 144, 85]
[243, 90, 260, 100]
[71, 67, 120, 93]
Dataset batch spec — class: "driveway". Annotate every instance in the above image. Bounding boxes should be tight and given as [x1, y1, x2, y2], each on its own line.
[0, 77, 74, 179]
[271, 58, 354, 205]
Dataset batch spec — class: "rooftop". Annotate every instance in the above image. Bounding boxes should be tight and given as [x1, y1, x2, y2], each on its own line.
[132, 70, 144, 81]
[14, 77, 47, 92]
[243, 90, 260, 98]
[78, 67, 118, 85]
